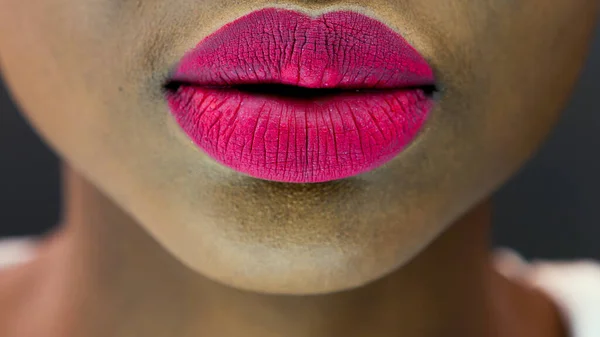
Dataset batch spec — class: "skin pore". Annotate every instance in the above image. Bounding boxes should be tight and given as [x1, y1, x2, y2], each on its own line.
[0, 0, 598, 336]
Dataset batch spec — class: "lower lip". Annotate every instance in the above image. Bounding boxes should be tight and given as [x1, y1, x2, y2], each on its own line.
[168, 87, 433, 183]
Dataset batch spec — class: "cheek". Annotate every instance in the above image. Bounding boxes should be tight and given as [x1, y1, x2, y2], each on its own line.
[0, 4, 140, 208]
[0, 2, 88, 139]
[484, 1, 599, 157]
[448, 0, 598, 160]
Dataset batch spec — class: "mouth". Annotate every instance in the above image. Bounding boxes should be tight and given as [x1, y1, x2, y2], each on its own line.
[165, 8, 437, 184]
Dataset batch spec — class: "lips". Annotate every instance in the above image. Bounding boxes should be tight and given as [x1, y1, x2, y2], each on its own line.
[166, 8, 436, 183]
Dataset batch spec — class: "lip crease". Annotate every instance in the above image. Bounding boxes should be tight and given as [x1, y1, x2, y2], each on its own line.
[166, 8, 436, 183]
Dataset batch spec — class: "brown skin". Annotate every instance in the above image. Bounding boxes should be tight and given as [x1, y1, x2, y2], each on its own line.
[0, 170, 567, 337]
[0, 0, 597, 336]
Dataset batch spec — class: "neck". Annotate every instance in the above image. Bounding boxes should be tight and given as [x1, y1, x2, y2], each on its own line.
[37, 167, 514, 337]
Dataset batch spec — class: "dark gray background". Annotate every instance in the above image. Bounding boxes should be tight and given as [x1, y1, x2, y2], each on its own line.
[1, 26, 600, 261]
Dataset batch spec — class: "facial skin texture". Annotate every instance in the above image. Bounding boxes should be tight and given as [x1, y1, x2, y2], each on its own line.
[0, 0, 598, 294]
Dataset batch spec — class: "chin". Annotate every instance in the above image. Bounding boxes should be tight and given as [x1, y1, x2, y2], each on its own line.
[167, 233, 429, 295]
[131, 177, 452, 295]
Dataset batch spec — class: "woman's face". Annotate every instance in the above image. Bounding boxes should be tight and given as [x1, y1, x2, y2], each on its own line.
[0, 0, 597, 294]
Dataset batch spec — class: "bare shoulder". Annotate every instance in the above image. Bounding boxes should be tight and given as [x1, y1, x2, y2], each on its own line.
[0, 237, 38, 270]
[0, 237, 41, 335]
[0, 237, 40, 291]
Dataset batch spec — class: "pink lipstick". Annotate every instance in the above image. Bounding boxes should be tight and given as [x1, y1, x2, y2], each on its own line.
[166, 8, 436, 183]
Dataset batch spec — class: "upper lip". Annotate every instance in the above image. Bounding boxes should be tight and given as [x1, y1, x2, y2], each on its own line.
[166, 8, 436, 93]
